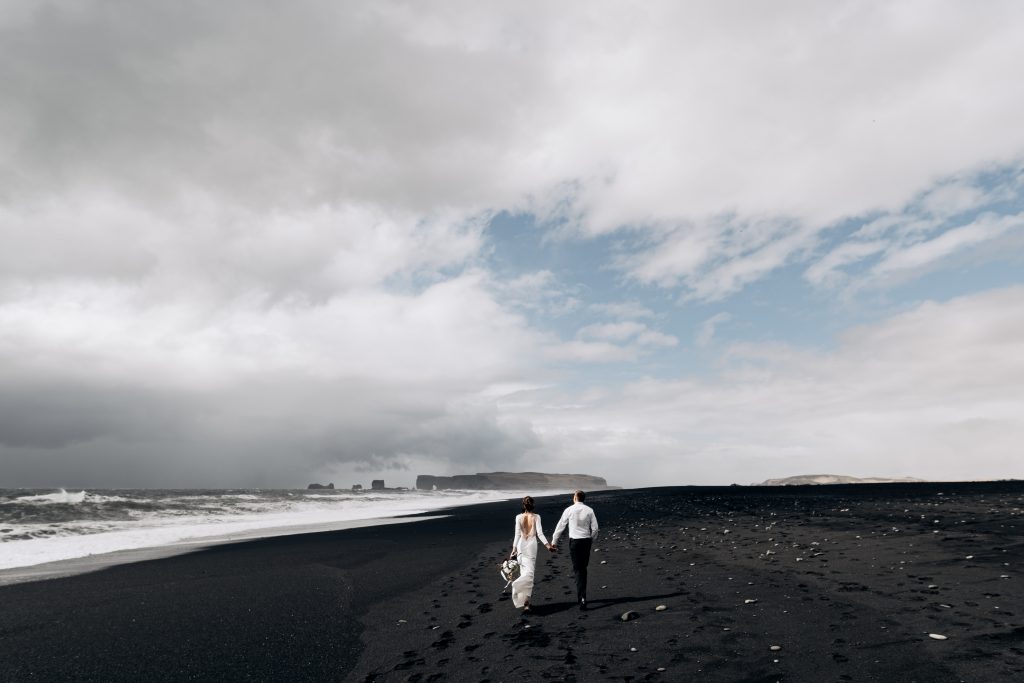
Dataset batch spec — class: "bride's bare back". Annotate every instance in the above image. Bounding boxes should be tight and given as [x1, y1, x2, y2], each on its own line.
[520, 512, 536, 538]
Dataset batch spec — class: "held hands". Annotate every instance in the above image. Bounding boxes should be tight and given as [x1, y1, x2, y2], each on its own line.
[546, 543, 556, 552]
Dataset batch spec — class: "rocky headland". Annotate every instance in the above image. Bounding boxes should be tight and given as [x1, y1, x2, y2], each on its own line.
[756, 474, 926, 486]
[416, 471, 613, 491]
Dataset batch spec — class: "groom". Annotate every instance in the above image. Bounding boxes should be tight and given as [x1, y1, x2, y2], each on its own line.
[549, 489, 599, 611]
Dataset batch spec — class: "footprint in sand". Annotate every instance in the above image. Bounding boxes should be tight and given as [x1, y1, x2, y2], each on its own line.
[430, 630, 455, 650]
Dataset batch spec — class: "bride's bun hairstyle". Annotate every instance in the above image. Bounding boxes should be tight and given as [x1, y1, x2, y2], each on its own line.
[522, 496, 535, 512]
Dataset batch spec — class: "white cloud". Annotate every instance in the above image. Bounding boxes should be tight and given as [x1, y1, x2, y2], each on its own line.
[804, 240, 888, 288]
[0, 271, 551, 484]
[0, 190, 485, 304]
[505, 287, 1024, 486]
[497, 270, 581, 316]
[544, 340, 638, 364]
[806, 169, 1024, 291]
[636, 330, 678, 348]
[695, 312, 732, 347]
[2, 2, 1023, 485]
[577, 321, 648, 343]
[588, 301, 656, 320]
[870, 212, 1022, 280]
[4, 2, 1023, 298]
[573, 320, 678, 353]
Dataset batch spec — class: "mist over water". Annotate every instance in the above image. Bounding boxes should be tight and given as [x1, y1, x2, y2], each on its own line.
[0, 487, 531, 571]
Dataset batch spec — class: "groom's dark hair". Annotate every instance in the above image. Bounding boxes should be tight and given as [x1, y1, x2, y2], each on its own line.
[575, 490, 586, 502]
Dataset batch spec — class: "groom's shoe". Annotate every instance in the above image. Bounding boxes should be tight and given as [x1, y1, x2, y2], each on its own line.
[578, 598, 587, 612]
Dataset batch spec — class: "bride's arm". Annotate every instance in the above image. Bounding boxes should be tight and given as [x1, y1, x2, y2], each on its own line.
[511, 514, 522, 558]
[535, 514, 549, 546]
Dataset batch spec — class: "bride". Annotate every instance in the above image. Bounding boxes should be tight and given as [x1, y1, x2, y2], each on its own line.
[509, 496, 554, 613]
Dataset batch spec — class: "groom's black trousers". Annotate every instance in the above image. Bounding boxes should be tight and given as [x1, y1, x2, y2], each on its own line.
[568, 537, 593, 602]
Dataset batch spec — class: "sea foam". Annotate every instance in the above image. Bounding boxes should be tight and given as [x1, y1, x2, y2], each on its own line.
[0, 488, 534, 572]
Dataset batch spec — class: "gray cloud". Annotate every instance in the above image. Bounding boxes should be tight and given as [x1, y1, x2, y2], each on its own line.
[2, 2, 1023, 486]
[0, 371, 542, 487]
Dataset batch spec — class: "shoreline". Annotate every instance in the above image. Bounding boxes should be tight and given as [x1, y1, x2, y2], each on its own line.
[1, 482, 1021, 681]
[0, 514, 445, 587]
[0, 487, 545, 579]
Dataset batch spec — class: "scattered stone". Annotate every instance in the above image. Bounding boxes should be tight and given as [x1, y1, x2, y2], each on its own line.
[770, 645, 782, 651]
[655, 605, 667, 611]
[928, 584, 938, 589]
[657, 667, 666, 672]
[621, 611, 640, 621]
[630, 647, 638, 652]
[744, 599, 758, 604]
[938, 604, 952, 609]
[600, 560, 608, 564]
[397, 619, 407, 624]
[965, 555, 974, 560]
[928, 633, 948, 640]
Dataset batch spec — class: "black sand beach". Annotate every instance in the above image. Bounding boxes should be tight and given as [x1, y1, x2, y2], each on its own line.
[1, 482, 1021, 681]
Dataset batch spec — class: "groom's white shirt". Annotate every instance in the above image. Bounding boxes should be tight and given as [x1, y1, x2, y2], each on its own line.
[552, 501, 599, 544]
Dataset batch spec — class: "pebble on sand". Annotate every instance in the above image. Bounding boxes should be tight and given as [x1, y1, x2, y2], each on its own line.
[655, 605, 667, 611]
[769, 645, 782, 651]
[744, 599, 758, 604]
[621, 611, 640, 621]
[928, 633, 948, 640]
[629, 647, 638, 652]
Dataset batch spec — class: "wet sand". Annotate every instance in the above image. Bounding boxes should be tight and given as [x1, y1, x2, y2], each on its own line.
[1, 482, 1022, 681]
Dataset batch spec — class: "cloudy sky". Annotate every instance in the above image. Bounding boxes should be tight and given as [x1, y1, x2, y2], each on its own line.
[2, 1, 1023, 488]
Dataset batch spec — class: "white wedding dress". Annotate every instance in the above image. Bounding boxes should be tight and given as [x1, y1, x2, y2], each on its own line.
[511, 512, 549, 609]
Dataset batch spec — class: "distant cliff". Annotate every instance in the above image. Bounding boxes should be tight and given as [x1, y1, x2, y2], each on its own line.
[756, 474, 926, 486]
[416, 471, 613, 491]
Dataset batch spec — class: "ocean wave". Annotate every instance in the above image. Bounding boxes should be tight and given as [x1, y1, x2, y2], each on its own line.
[2, 490, 147, 506]
[1, 521, 130, 543]
[10, 489, 88, 505]
[0, 488, 534, 571]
